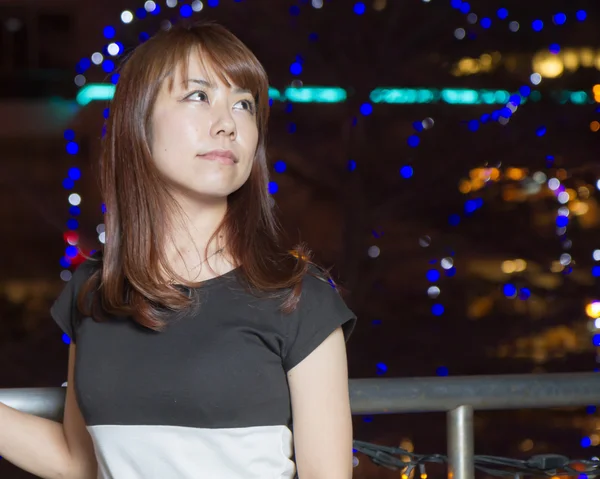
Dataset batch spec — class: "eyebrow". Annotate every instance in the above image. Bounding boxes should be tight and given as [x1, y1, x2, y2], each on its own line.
[186, 78, 252, 96]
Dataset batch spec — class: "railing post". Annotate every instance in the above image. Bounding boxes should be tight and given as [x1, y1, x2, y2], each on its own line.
[447, 405, 474, 479]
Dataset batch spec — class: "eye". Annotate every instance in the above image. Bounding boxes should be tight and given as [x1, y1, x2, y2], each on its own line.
[235, 99, 256, 114]
[185, 90, 209, 102]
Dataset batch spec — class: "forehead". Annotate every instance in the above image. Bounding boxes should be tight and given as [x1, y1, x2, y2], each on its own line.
[169, 50, 232, 91]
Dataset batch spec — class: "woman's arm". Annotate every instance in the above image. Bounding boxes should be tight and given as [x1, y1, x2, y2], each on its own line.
[287, 327, 354, 479]
[0, 343, 97, 479]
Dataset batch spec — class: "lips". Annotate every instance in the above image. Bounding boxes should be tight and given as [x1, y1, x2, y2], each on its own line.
[197, 150, 237, 165]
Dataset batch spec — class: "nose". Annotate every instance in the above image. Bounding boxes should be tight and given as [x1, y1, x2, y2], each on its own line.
[209, 107, 237, 141]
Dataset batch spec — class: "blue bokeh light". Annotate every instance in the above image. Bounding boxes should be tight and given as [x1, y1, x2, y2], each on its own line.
[290, 61, 302, 75]
[67, 219, 79, 230]
[66, 142, 79, 155]
[468, 120, 480, 131]
[62, 178, 75, 190]
[376, 362, 388, 374]
[353, 2, 366, 15]
[576, 10, 587, 21]
[427, 269, 441, 282]
[68, 167, 81, 181]
[400, 166, 413, 178]
[496, 8, 508, 19]
[274, 160, 287, 173]
[102, 60, 115, 73]
[360, 102, 373, 116]
[449, 214, 461, 226]
[103, 26, 116, 39]
[268, 181, 279, 194]
[180, 4, 193, 17]
[407, 135, 420, 147]
[532, 19, 544, 31]
[480, 17, 491, 29]
[556, 215, 569, 228]
[503, 283, 517, 298]
[553, 13, 566, 25]
[519, 85, 531, 97]
[347, 159, 357, 171]
[63, 129, 75, 141]
[69, 206, 81, 216]
[432, 304, 445, 316]
[581, 436, 592, 448]
[436, 366, 449, 376]
[519, 288, 531, 300]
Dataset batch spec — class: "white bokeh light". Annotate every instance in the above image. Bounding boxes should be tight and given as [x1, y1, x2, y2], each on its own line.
[60, 270, 73, 282]
[559, 253, 572, 266]
[91, 52, 104, 65]
[547, 178, 560, 190]
[74, 75, 86, 87]
[107, 43, 120, 56]
[121, 10, 134, 23]
[427, 286, 441, 298]
[68, 193, 81, 206]
[454, 28, 466, 40]
[441, 257, 454, 270]
[530, 73, 542, 85]
[557, 191, 570, 204]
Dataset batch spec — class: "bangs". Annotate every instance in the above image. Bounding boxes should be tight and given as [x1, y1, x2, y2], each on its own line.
[163, 30, 267, 107]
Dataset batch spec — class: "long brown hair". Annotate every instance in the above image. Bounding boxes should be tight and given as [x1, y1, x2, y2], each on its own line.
[78, 21, 325, 331]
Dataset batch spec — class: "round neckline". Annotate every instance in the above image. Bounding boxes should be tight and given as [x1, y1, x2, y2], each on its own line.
[172, 265, 241, 290]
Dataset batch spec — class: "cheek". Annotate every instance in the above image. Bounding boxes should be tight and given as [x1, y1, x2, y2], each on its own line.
[152, 111, 197, 156]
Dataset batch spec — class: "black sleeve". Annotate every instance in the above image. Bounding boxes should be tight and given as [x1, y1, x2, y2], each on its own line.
[282, 269, 357, 373]
[50, 257, 99, 344]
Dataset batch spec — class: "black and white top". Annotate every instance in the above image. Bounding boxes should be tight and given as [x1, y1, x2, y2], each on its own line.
[51, 257, 357, 479]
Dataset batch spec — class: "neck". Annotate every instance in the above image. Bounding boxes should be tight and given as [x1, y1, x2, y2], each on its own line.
[163, 195, 235, 281]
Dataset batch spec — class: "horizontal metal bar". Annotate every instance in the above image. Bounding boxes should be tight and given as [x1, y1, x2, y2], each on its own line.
[1, 372, 599, 422]
[0, 387, 65, 421]
[349, 372, 600, 414]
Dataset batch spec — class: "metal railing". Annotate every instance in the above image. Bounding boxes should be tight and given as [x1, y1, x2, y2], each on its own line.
[2, 372, 600, 479]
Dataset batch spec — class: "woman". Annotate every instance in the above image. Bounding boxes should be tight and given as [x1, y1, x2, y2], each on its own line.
[0, 21, 356, 479]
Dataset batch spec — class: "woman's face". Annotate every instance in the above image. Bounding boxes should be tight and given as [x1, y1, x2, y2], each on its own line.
[150, 52, 259, 204]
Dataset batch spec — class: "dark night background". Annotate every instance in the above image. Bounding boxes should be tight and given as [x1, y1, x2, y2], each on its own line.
[1, 0, 599, 477]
